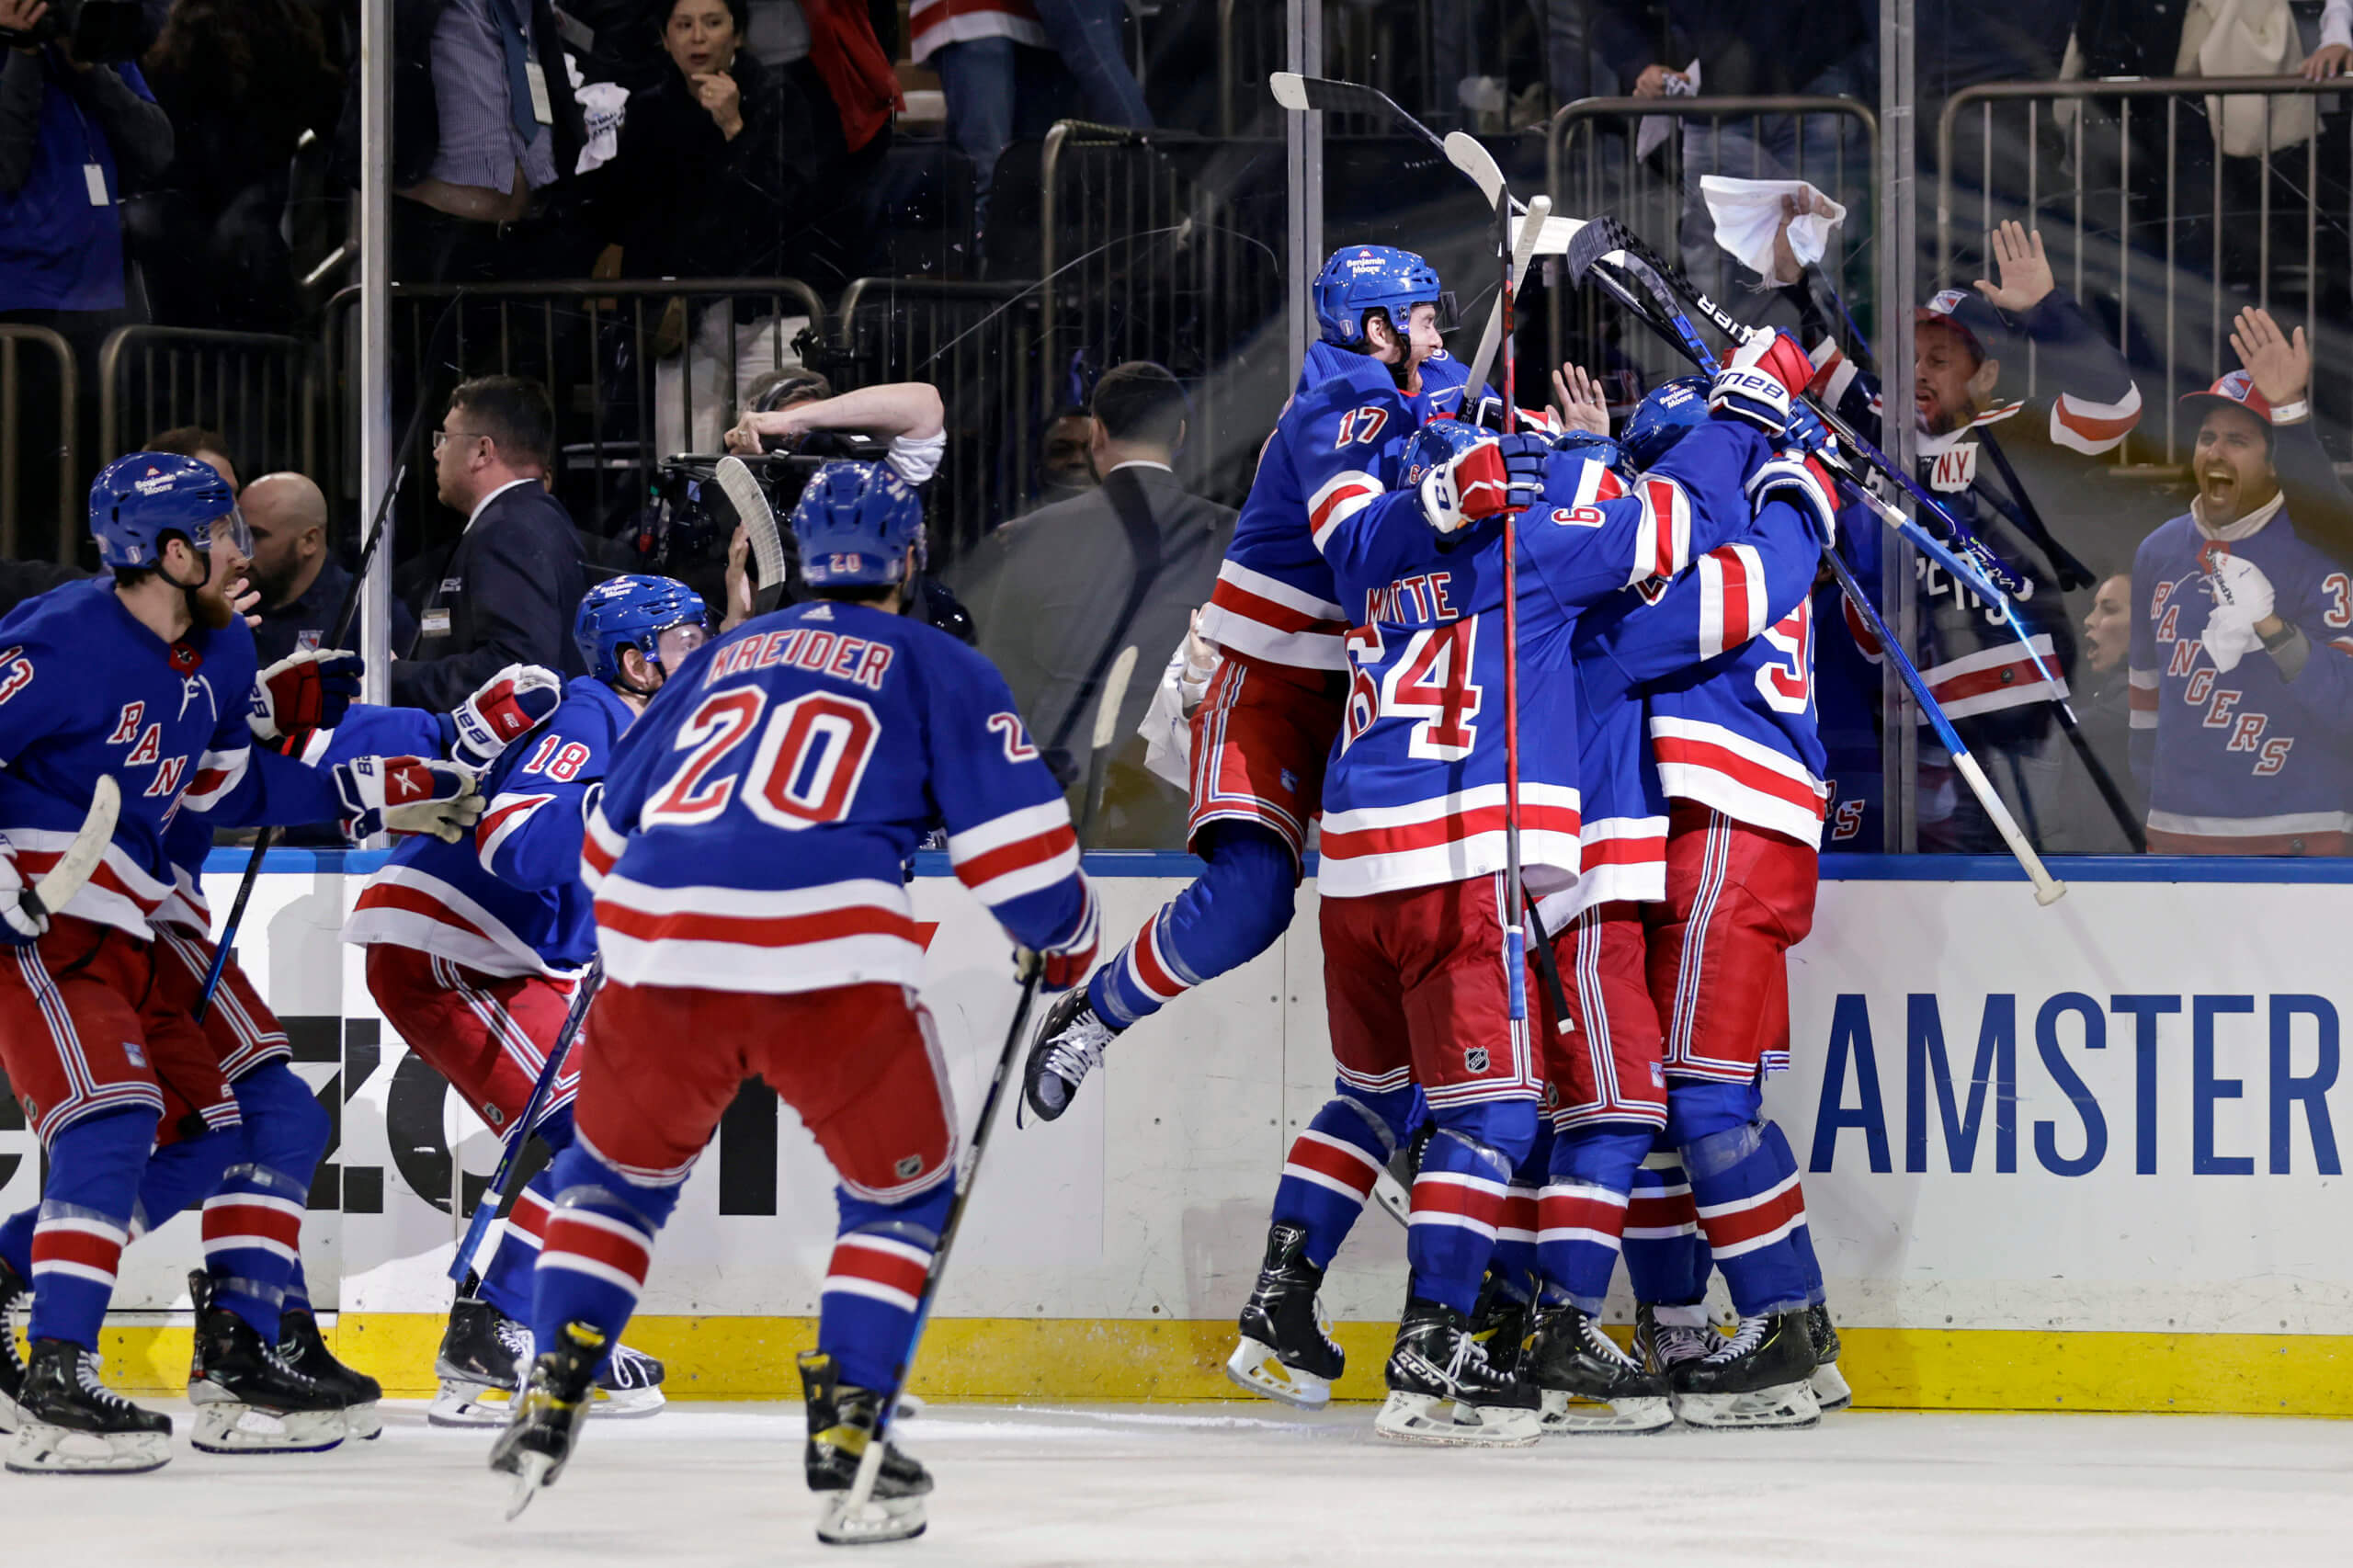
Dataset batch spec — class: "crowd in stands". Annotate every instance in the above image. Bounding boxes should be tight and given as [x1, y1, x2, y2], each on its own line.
[5, 0, 2353, 855]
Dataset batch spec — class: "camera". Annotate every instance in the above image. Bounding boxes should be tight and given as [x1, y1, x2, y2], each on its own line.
[0, 0, 146, 62]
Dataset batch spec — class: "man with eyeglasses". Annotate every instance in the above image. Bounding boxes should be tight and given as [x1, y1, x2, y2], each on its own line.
[396, 375, 589, 710]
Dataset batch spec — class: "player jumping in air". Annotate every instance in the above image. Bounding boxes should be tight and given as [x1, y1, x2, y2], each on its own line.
[345, 577, 713, 1425]
[489, 461, 1097, 1540]
[1020, 244, 1471, 1121]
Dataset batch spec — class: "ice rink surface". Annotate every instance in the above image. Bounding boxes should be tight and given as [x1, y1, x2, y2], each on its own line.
[8, 1399, 2349, 1566]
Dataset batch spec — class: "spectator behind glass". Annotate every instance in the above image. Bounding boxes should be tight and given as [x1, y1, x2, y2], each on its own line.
[365, 0, 589, 282]
[2129, 373, 2353, 856]
[910, 0, 1150, 238]
[0, 2, 173, 534]
[242, 470, 420, 666]
[2051, 571, 2145, 851]
[395, 374, 588, 709]
[1035, 404, 1097, 506]
[604, 0, 827, 456]
[138, 0, 340, 331]
[144, 423, 239, 489]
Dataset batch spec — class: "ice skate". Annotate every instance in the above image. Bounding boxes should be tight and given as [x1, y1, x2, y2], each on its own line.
[1468, 1269, 1529, 1378]
[1223, 1221, 1344, 1409]
[1671, 1310, 1822, 1430]
[1373, 1298, 1542, 1447]
[6, 1337, 172, 1474]
[1021, 987, 1115, 1121]
[1521, 1301, 1674, 1435]
[1631, 1301, 1713, 1380]
[432, 1290, 529, 1426]
[1807, 1301, 1851, 1412]
[186, 1271, 346, 1454]
[802, 1350, 932, 1545]
[0, 1253, 28, 1434]
[1370, 1120, 1431, 1226]
[488, 1320, 604, 1519]
[278, 1306, 384, 1439]
[592, 1340, 667, 1418]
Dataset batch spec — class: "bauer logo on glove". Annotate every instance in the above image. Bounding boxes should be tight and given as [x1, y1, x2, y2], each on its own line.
[334, 755, 484, 843]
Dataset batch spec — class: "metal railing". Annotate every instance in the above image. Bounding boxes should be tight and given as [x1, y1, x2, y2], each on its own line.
[323, 277, 829, 551]
[1545, 95, 1879, 389]
[1937, 76, 2351, 466]
[835, 277, 1042, 562]
[0, 326, 76, 563]
[97, 326, 317, 487]
[1039, 121, 1287, 508]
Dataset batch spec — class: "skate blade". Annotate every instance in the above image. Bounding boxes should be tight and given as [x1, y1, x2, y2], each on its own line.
[504, 1450, 555, 1520]
[816, 1490, 927, 1546]
[590, 1381, 666, 1420]
[431, 1380, 516, 1428]
[893, 1392, 926, 1422]
[1811, 1360, 1852, 1413]
[6, 1422, 172, 1474]
[1373, 1391, 1541, 1448]
[190, 1402, 347, 1455]
[1222, 1336, 1331, 1411]
[1538, 1388, 1675, 1436]
[1674, 1379, 1822, 1430]
[341, 1401, 384, 1440]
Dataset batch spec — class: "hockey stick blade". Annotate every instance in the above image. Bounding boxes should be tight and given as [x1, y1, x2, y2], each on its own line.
[25, 775, 120, 925]
[1561, 214, 1639, 289]
[1074, 643, 1140, 850]
[1463, 193, 1551, 403]
[1268, 73, 1447, 153]
[714, 456, 788, 615]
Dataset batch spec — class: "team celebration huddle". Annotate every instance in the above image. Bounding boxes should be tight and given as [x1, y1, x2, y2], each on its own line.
[0, 215, 1861, 1536]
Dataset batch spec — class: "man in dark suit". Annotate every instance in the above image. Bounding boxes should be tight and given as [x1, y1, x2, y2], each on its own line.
[393, 375, 588, 710]
[956, 361, 1235, 848]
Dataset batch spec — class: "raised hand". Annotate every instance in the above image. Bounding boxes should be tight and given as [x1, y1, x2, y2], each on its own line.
[2230, 306, 2311, 410]
[1551, 364, 1611, 436]
[1972, 221, 2055, 314]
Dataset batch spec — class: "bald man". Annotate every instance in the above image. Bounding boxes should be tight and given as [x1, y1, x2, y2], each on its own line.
[243, 472, 418, 666]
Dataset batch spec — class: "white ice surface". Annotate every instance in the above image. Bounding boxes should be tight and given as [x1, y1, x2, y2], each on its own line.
[7, 1400, 2350, 1566]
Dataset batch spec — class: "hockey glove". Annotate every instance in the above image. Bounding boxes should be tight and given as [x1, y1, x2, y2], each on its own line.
[448, 663, 563, 772]
[1029, 881, 1101, 993]
[0, 837, 47, 947]
[333, 756, 484, 844]
[1747, 449, 1841, 548]
[1708, 330, 1816, 435]
[2200, 551, 2277, 675]
[1418, 434, 1549, 534]
[1781, 400, 1836, 461]
[248, 649, 364, 744]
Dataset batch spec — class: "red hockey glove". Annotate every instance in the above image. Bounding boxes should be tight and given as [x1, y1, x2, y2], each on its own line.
[334, 756, 483, 843]
[1029, 880, 1100, 993]
[248, 649, 363, 744]
[1746, 449, 1842, 548]
[449, 663, 563, 771]
[1708, 330, 1816, 435]
[1417, 433, 1550, 534]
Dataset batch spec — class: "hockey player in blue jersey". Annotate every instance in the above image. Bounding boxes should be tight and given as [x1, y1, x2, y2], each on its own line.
[1017, 247, 1481, 1128]
[346, 577, 709, 1425]
[0, 454, 479, 1474]
[2129, 373, 2353, 852]
[490, 461, 1098, 1537]
[1225, 381, 1777, 1441]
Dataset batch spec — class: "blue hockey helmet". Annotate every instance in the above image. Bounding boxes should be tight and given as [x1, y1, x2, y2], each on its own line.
[1313, 244, 1453, 347]
[1620, 376, 1711, 472]
[88, 452, 247, 571]
[1400, 415, 1491, 493]
[1551, 428, 1625, 474]
[575, 574, 709, 685]
[792, 460, 926, 588]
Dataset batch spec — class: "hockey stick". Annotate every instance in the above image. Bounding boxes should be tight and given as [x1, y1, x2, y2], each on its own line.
[1565, 217, 2143, 853]
[1562, 241, 2065, 902]
[1074, 644, 1139, 846]
[1494, 186, 1531, 1025]
[1448, 136, 1552, 407]
[1269, 73, 1459, 161]
[18, 776, 123, 929]
[715, 455, 790, 616]
[824, 952, 1046, 1544]
[196, 295, 468, 1023]
[448, 957, 603, 1285]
